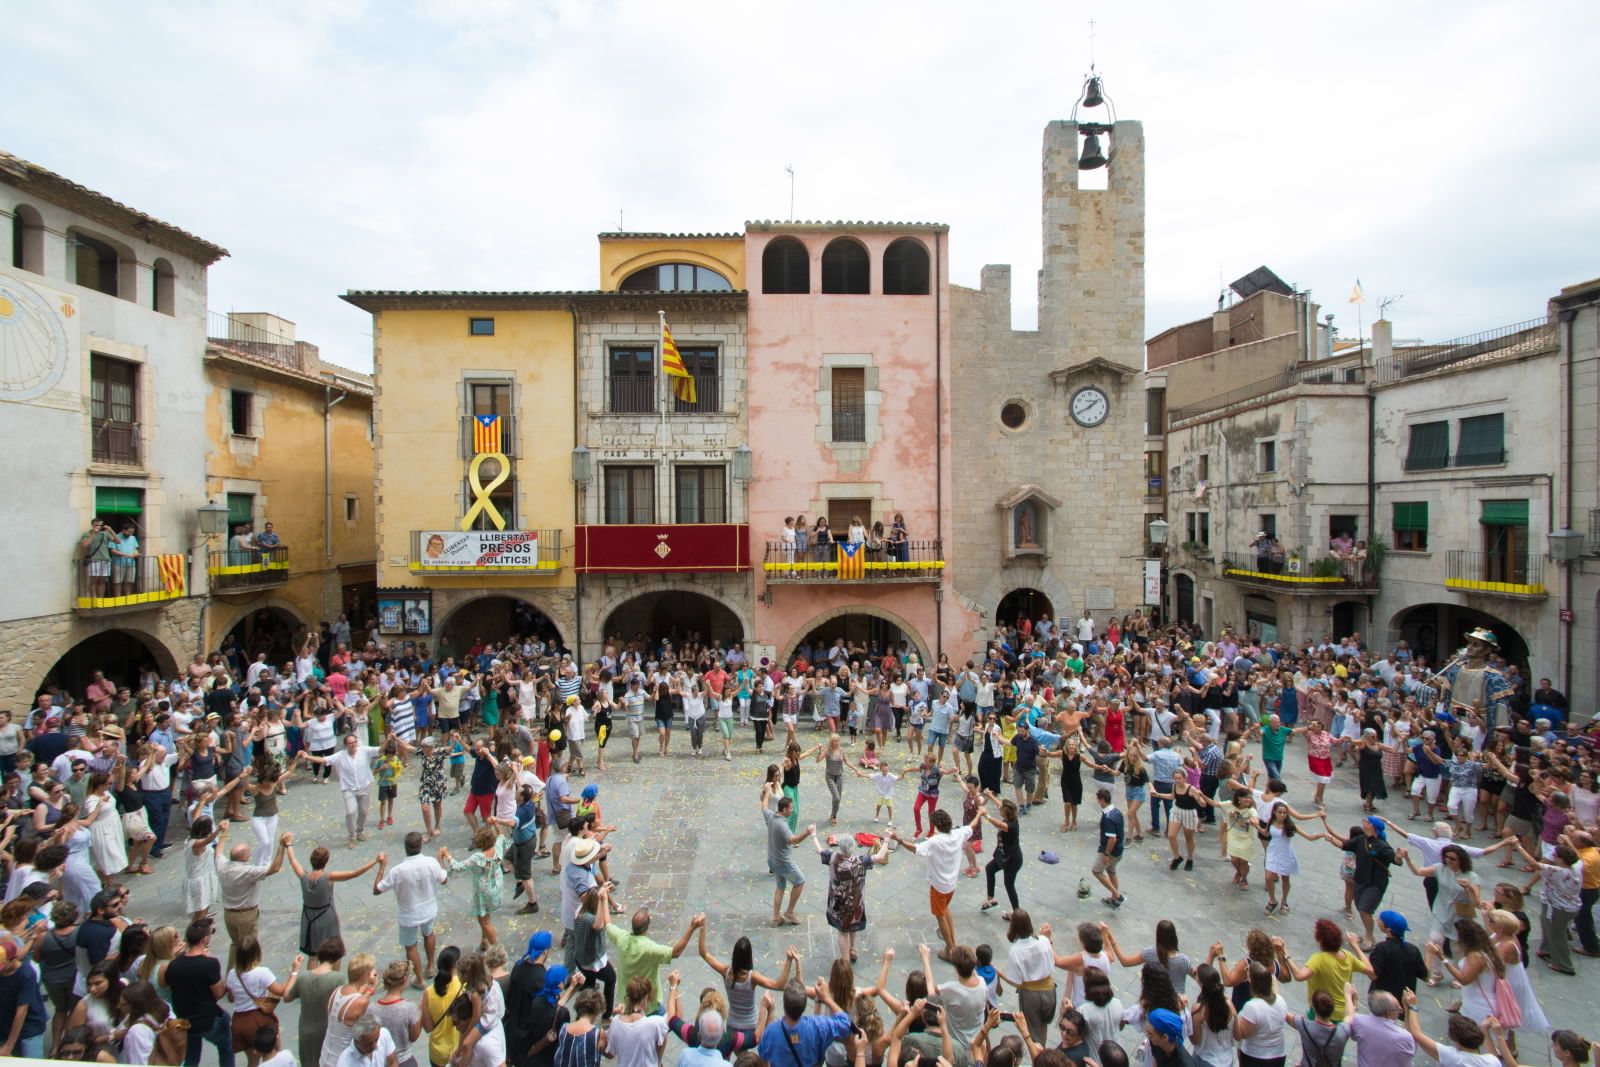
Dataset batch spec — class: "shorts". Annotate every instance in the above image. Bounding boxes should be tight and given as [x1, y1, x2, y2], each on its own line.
[928, 730, 949, 748]
[88, 560, 111, 577]
[1125, 783, 1147, 803]
[511, 838, 535, 881]
[929, 887, 955, 917]
[1093, 852, 1120, 874]
[1411, 776, 1442, 802]
[1176, 807, 1200, 831]
[464, 792, 494, 818]
[627, 718, 642, 740]
[378, 784, 398, 801]
[655, 711, 673, 728]
[954, 734, 974, 754]
[1354, 883, 1385, 914]
[399, 917, 436, 946]
[771, 861, 806, 890]
[1014, 766, 1039, 793]
[1505, 815, 1533, 839]
[782, 713, 799, 725]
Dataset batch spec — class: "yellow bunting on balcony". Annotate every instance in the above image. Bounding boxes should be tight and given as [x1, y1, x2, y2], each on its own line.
[460, 452, 510, 531]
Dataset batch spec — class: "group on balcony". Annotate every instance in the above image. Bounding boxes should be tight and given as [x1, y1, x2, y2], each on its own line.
[1248, 531, 1287, 574]
[78, 517, 141, 599]
[227, 520, 287, 565]
[779, 512, 910, 565]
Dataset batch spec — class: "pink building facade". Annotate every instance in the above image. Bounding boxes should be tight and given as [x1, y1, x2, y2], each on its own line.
[745, 223, 979, 667]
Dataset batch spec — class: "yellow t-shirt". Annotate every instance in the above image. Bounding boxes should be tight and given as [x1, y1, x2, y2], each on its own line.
[1305, 950, 1356, 1021]
[424, 976, 463, 1066]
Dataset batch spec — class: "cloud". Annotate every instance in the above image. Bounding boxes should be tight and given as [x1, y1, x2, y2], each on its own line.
[4, 0, 1598, 369]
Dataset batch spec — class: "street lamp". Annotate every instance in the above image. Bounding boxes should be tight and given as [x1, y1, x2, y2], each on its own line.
[732, 444, 753, 483]
[570, 446, 592, 484]
[1548, 528, 1584, 562]
[197, 501, 230, 538]
[1147, 517, 1170, 548]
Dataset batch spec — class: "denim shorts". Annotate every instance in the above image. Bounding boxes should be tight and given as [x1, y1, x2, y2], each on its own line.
[1125, 783, 1148, 803]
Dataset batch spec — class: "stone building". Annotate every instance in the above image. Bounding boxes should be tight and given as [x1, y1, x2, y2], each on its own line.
[1, 151, 227, 696]
[202, 313, 376, 658]
[950, 95, 1147, 641]
[1550, 278, 1600, 715]
[571, 236, 752, 662]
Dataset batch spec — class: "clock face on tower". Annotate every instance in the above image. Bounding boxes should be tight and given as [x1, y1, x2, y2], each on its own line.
[1070, 386, 1110, 428]
[0, 275, 70, 402]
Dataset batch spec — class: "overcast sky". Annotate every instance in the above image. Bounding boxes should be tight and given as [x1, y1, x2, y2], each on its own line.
[9, 1, 1599, 372]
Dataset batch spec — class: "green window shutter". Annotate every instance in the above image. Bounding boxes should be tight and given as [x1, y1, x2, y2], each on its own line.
[1456, 414, 1505, 466]
[1405, 421, 1450, 470]
[1392, 502, 1428, 532]
[94, 487, 143, 514]
[227, 493, 254, 527]
[1480, 499, 1529, 526]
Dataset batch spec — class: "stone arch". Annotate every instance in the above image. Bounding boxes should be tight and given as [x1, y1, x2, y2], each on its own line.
[434, 589, 568, 650]
[1387, 602, 1530, 675]
[212, 599, 309, 662]
[41, 625, 179, 698]
[609, 249, 740, 290]
[591, 579, 753, 652]
[777, 604, 930, 669]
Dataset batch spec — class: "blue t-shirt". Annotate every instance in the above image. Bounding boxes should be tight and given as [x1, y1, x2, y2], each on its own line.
[1099, 807, 1126, 858]
[546, 772, 572, 820]
[513, 800, 539, 844]
[755, 1013, 853, 1067]
[0, 963, 47, 1040]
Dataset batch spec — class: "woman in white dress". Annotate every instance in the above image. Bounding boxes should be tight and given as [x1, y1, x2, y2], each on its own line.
[1485, 908, 1550, 1041]
[1262, 801, 1331, 917]
[182, 816, 224, 921]
[1428, 917, 1500, 1024]
[54, 809, 104, 913]
[84, 772, 128, 877]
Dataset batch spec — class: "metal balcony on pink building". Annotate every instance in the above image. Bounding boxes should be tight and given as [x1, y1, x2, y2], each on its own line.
[761, 539, 944, 584]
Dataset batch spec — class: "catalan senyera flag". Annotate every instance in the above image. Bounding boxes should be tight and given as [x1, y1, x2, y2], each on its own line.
[660, 313, 696, 405]
[1348, 278, 1365, 304]
[472, 414, 503, 454]
[837, 541, 865, 580]
[157, 554, 186, 594]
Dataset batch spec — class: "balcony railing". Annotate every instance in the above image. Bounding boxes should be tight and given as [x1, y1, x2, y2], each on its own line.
[831, 409, 867, 443]
[207, 546, 290, 589]
[763, 538, 944, 583]
[1168, 358, 1367, 425]
[1220, 554, 1377, 590]
[409, 529, 563, 573]
[76, 553, 187, 611]
[458, 415, 519, 458]
[1380, 317, 1556, 383]
[1445, 551, 1547, 596]
[91, 419, 140, 465]
[673, 373, 721, 414]
[606, 377, 655, 414]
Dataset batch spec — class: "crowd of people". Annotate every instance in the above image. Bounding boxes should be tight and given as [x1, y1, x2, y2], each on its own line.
[2, 610, 1597, 1067]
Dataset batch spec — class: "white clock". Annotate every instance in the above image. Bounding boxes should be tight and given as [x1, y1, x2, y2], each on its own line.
[1070, 386, 1110, 427]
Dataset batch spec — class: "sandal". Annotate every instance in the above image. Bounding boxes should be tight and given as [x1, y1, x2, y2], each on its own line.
[980, 899, 1000, 911]
[1426, 972, 1444, 987]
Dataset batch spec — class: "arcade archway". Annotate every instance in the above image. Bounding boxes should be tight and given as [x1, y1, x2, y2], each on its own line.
[40, 629, 178, 700]
[1174, 573, 1196, 627]
[996, 588, 1054, 631]
[220, 605, 305, 665]
[1391, 604, 1530, 674]
[435, 595, 564, 659]
[601, 591, 744, 654]
[781, 606, 930, 671]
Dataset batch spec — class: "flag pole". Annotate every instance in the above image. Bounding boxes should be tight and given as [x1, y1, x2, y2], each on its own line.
[657, 309, 668, 441]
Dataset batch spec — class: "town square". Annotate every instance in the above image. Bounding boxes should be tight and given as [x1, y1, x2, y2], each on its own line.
[2, 4, 1600, 1067]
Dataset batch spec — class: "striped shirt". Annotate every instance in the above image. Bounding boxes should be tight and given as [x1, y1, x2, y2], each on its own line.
[389, 699, 416, 741]
[557, 676, 583, 702]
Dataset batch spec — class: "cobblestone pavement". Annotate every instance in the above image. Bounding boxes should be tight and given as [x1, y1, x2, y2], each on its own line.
[128, 729, 1593, 1063]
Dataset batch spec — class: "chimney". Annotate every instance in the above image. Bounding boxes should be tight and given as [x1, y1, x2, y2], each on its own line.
[1371, 318, 1394, 383]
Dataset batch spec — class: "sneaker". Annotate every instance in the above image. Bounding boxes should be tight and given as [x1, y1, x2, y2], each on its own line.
[1169, 857, 1183, 870]
[1184, 859, 1193, 871]
[1111, 895, 1125, 909]
[873, 814, 879, 823]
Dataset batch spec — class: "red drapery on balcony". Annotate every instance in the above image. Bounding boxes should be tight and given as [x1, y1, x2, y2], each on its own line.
[575, 524, 750, 573]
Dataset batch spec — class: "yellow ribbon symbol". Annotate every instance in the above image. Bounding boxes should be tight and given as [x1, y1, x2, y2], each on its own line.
[460, 452, 510, 531]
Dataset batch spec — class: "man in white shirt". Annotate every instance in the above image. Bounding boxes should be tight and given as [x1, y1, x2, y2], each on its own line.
[136, 742, 178, 859]
[1076, 612, 1095, 643]
[373, 831, 448, 985]
[337, 1017, 398, 1067]
[301, 733, 381, 847]
[889, 806, 983, 961]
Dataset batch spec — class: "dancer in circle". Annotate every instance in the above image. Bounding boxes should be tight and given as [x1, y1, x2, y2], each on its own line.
[1261, 801, 1331, 916]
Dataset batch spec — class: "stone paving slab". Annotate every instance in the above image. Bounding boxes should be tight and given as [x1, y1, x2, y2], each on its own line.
[124, 733, 1594, 1064]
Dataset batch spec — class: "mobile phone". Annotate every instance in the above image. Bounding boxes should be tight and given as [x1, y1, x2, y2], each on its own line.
[998, 1011, 1017, 1022]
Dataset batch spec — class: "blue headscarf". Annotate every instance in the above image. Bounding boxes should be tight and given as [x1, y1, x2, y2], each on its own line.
[539, 965, 568, 1005]
[522, 929, 553, 965]
[1365, 815, 1388, 840]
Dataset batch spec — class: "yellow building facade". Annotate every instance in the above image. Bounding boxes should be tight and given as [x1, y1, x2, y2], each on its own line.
[202, 314, 377, 657]
[342, 295, 577, 655]
[597, 233, 744, 292]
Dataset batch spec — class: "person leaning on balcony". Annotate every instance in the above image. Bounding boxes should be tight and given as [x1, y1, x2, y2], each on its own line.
[112, 522, 140, 596]
[229, 523, 256, 566]
[79, 518, 116, 599]
[889, 513, 909, 562]
[254, 522, 284, 558]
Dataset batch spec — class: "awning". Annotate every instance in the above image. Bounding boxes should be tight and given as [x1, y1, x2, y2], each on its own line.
[1480, 500, 1529, 526]
[95, 487, 142, 514]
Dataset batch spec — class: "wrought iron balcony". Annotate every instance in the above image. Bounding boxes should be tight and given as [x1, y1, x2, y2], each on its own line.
[76, 553, 188, 612]
[207, 546, 290, 590]
[1445, 551, 1547, 597]
[762, 539, 944, 583]
[1219, 554, 1377, 592]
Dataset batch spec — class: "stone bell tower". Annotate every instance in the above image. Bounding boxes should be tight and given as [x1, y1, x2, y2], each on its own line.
[949, 70, 1148, 642]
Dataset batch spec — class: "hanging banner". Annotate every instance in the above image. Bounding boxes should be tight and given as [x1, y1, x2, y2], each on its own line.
[1143, 559, 1161, 605]
[418, 530, 540, 568]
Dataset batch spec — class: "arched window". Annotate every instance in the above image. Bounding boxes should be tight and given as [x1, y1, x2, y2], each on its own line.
[882, 238, 930, 295]
[618, 263, 732, 292]
[9, 204, 44, 274]
[67, 228, 123, 297]
[152, 258, 176, 315]
[761, 237, 809, 294]
[820, 238, 869, 294]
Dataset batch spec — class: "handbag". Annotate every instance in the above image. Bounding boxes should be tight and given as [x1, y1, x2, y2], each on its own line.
[1491, 974, 1523, 1028]
[234, 968, 281, 1015]
[148, 1015, 190, 1066]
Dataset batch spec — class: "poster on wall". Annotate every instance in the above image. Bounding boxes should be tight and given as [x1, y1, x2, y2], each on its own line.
[377, 597, 404, 635]
[1143, 559, 1161, 605]
[417, 530, 539, 568]
[403, 596, 432, 635]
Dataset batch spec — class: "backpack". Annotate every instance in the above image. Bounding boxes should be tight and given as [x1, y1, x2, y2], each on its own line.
[146, 1015, 190, 1066]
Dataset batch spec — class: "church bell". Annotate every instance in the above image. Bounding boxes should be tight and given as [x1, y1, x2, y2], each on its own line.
[1078, 131, 1107, 170]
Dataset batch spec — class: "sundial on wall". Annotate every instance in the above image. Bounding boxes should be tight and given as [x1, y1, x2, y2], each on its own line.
[0, 274, 70, 401]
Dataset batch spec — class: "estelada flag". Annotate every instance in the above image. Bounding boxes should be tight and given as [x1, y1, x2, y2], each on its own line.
[472, 414, 502, 454]
[660, 314, 696, 404]
[837, 541, 865, 580]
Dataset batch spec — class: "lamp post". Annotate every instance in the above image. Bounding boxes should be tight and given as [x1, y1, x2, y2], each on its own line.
[1146, 517, 1170, 622]
[195, 501, 231, 659]
[1549, 528, 1583, 696]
